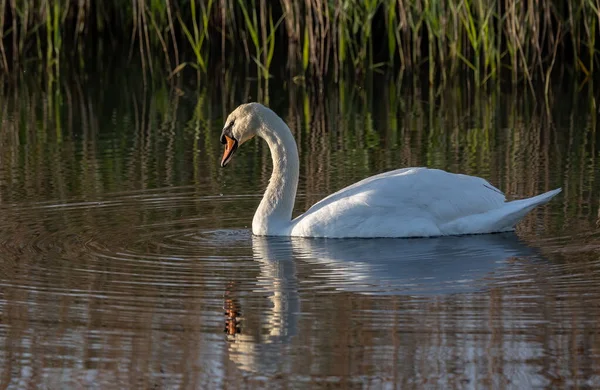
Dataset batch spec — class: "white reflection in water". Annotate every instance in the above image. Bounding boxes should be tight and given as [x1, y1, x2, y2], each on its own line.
[226, 237, 300, 374]
[227, 233, 538, 375]
[289, 233, 537, 295]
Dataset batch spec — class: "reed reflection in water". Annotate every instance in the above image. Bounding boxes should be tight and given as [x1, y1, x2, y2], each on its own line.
[0, 73, 600, 388]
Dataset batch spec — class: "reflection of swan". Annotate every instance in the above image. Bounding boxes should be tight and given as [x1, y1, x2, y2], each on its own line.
[226, 236, 300, 374]
[219, 103, 561, 238]
[252, 237, 300, 340]
[289, 233, 537, 295]
[227, 233, 537, 373]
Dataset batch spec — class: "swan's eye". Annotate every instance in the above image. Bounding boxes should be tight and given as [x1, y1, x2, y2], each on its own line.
[221, 120, 235, 144]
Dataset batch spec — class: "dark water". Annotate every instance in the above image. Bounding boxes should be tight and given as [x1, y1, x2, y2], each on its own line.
[1, 75, 600, 388]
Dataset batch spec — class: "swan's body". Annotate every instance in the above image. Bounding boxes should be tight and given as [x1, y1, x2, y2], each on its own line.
[287, 168, 560, 238]
[220, 103, 561, 238]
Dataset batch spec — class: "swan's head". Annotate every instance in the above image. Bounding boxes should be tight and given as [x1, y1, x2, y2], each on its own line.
[220, 103, 266, 167]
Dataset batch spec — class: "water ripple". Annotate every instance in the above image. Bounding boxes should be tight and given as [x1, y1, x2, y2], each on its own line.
[1, 187, 600, 387]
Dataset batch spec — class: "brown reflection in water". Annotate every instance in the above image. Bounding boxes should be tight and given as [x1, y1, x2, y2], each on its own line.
[0, 219, 234, 388]
[224, 282, 242, 339]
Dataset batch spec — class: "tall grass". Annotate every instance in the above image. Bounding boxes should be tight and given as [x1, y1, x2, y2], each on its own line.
[1, 0, 600, 86]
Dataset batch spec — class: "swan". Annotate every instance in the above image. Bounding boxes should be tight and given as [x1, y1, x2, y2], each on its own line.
[220, 103, 561, 238]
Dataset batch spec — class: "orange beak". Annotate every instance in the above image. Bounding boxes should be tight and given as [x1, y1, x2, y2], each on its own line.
[221, 135, 238, 167]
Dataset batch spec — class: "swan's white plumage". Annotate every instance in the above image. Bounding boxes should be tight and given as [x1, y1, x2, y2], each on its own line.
[291, 168, 501, 238]
[221, 103, 561, 238]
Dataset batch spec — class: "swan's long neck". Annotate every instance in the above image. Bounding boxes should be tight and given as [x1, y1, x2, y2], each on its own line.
[252, 113, 299, 236]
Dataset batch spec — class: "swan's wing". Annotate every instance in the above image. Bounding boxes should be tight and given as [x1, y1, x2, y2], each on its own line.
[291, 168, 506, 237]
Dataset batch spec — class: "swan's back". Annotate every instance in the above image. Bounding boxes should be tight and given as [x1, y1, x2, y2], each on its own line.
[290, 168, 517, 238]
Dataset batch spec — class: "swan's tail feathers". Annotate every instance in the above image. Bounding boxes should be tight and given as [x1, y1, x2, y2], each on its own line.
[508, 188, 562, 208]
[494, 188, 562, 230]
[442, 188, 561, 235]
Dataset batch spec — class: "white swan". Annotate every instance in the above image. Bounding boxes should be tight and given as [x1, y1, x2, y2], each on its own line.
[220, 103, 561, 238]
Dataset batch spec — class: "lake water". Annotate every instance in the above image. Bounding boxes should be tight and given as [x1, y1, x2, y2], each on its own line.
[1, 74, 599, 389]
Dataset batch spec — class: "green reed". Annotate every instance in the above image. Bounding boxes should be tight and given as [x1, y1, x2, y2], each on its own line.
[2, 0, 600, 87]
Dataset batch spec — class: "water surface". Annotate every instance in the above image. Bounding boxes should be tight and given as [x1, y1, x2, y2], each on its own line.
[0, 76, 599, 388]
